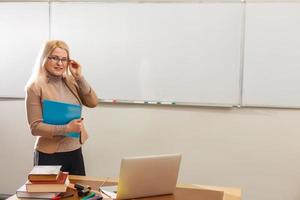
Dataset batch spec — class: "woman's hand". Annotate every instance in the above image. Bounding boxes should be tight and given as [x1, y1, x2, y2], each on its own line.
[68, 60, 82, 79]
[66, 118, 83, 133]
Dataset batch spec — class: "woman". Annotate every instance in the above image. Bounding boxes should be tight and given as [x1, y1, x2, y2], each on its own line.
[25, 40, 98, 175]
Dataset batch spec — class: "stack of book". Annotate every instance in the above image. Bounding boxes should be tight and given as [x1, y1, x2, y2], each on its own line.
[16, 165, 69, 199]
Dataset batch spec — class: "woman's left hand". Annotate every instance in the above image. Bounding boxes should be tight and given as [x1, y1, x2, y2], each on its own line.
[69, 60, 82, 79]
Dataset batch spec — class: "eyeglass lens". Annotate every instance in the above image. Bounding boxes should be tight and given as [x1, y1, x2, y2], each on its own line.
[48, 56, 68, 64]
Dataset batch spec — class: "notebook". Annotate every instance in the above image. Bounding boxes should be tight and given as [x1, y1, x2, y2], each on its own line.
[100, 154, 181, 199]
[42, 99, 81, 138]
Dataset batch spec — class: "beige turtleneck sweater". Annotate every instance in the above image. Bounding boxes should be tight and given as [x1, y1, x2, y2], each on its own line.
[26, 73, 98, 153]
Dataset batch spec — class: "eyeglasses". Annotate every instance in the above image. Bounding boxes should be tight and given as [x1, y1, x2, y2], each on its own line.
[48, 56, 69, 64]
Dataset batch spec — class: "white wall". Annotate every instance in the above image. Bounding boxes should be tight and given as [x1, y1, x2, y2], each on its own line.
[1, 100, 300, 200]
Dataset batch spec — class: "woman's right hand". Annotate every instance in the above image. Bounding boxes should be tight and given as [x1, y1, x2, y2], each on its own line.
[66, 119, 83, 133]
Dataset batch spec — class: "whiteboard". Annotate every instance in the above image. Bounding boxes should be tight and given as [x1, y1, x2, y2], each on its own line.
[51, 2, 242, 106]
[242, 3, 300, 108]
[0, 2, 49, 98]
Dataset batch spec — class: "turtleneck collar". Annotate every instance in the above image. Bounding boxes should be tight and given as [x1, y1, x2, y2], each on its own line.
[45, 69, 64, 82]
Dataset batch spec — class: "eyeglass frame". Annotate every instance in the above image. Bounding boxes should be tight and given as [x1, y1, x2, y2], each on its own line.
[47, 55, 69, 64]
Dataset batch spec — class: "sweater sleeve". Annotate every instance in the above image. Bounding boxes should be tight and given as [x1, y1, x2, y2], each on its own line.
[75, 76, 98, 108]
[25, 87, 67, 138]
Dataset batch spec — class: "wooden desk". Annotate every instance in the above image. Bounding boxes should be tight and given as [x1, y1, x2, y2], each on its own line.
[9, 175, 241, 200]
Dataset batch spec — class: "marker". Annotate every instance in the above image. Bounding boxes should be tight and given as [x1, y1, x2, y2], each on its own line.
[78, 188, 90, 197]
[147, 101, 157, 104]
[101, 99, 112, 103]
[75, 183, 91, 190]
[88, 195, 103, 200]
[52, 193, 74, 200]
[133, 101, 144, 104]
[80, 192, 95, 200]
[161, 102, 172, 105]
[144, 101, 148, 104]
[112, 99, 117, 103]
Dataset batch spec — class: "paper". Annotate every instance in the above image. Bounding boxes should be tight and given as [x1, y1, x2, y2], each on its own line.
[100, 185, 117, 199]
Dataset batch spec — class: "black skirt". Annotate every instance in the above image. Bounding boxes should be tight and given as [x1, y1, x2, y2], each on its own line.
[34, 147, 85, 176]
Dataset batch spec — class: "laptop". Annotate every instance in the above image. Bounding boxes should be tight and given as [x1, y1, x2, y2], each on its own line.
[100, 154, 182, 199]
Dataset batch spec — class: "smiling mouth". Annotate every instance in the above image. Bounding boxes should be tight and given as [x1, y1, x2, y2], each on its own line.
[54, 67, 64, 70]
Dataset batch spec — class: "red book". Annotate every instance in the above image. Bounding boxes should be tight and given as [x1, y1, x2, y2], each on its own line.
[29, 172, 68, 184]
[26, 172, 69, 193]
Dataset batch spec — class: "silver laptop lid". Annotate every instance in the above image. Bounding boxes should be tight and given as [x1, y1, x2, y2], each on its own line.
[116, 153, 181, 199]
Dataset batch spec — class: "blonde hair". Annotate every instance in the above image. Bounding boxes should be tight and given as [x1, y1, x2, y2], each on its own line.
[25, 40, 71, 89]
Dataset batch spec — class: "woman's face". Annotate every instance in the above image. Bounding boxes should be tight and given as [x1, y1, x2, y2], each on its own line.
[45, 47, 69, 77]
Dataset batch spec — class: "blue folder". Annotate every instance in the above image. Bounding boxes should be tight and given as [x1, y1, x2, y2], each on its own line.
[42, 99, 81, 138]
